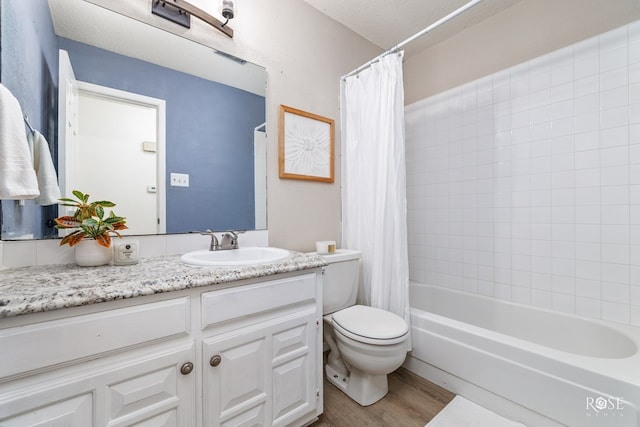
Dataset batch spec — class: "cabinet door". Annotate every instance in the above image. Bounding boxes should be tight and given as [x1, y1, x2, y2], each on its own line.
[203, 324, 270, 427]
[271, 310, 318, 427]
[104, 343, 196, 427]
[0, 343, 195, 427]
[203, 308, 319, 427]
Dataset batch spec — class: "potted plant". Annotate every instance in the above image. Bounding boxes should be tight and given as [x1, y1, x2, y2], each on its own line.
[55, 190, 128, 266]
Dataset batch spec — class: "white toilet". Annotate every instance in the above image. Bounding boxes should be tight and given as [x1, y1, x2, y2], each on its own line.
[319, 249, 410, 406]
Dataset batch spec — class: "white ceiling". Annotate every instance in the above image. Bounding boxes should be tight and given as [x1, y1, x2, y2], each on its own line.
[302, 0, 524, 57]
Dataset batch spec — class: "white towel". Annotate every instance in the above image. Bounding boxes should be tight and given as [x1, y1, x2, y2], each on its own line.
[0, 84, 39, 199]
[30, 130, 61, 205]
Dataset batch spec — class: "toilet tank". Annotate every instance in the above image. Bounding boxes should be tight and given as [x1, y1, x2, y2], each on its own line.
[317, 249, 361, 315]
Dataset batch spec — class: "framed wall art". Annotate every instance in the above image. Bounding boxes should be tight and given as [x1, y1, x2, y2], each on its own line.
[278, 105, 334, 183]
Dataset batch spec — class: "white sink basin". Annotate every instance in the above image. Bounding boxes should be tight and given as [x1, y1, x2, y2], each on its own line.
[180, 247, 290, 267]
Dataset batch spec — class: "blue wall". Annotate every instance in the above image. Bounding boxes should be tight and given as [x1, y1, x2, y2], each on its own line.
[0, 0, 58, 239]
[56, 39, 265, 233]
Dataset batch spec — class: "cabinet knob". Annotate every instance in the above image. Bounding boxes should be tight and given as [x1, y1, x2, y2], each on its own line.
[180, 362, 194, 375]
[210, 355, 222, 367]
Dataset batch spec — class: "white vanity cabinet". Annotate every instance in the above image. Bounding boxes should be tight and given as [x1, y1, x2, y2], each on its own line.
[0, 269, 323, 427]
[0, 297, 196, 426]
[201, 273, 321, 426]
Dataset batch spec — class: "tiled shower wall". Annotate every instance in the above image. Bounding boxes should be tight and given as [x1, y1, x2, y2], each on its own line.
[405, 22, 640, 326]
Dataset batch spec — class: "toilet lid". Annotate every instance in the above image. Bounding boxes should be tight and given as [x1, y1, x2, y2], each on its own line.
[332, 305, 409, 344]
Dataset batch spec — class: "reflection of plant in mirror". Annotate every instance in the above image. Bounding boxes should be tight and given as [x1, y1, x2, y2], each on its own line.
[55, 190, 128, 248]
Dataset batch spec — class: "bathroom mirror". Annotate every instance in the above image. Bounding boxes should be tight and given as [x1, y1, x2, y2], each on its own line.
[0, 0, 267, 240]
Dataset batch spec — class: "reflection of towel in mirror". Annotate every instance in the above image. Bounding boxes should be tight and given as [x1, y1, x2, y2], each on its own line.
[0, 84, 39, 199]
[29, 130, 61, 206]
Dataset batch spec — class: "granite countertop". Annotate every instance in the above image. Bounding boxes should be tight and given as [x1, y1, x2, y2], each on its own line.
[0, 252, 326, 319]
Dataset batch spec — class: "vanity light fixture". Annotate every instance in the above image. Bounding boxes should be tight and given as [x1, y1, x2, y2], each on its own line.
[152, 0, 235, 38]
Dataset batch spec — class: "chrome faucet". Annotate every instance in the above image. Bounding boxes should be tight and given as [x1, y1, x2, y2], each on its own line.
[219, 231, 239, 250]
[200, 229, 219, 251]
[201, 230, 244, 251]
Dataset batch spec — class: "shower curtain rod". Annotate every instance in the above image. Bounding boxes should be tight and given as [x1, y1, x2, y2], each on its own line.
[342, 0, 485, 80]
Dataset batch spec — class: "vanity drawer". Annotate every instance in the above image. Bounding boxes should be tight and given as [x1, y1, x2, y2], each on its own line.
[201, 273, 317, 329]
[0, 297, 190, 379]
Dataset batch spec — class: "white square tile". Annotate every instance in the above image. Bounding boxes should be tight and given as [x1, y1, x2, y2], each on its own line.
[552, 292, 576, 313]
[575, 261, 601, 282]
[552, 223, 575, 242]
[574, 131, 600, 152]
[574, 55, 599, 80]
[630, 145, 640, 164]
[631, 226, 640, 245]
[602, 301, 630, 323]
[602, 262, 630, 284]
[631, 123, 640, 143]
[630, 165, 640, 185]
[550, 82, 573, 103]
[531, 223, 552, 241]
[36, 240, 74, 266]
[530, 70, 551, 93]
[531, 272, 553, 291]
[601, 243, 630, 264]
[577, 276, 602, 302]
[574, 75, 599, 97]
[602, 282, 630, 303]
[600, 67, 628, 91]
[530, 156, 551, 174]
[575, 187, 600, 205]
[551, 170, 575, 189]
[627, 83, 640, 104]
[632, 285, 640, 306]
[550, 61, 573, 86]
[601, 224, 630, 244]
[601, 165, 629, 186]
[137, 235, 167, 258]
[165, 234, 192, 256]
[551, 188, 575, 206]
[600, 126, 628, 148]
[631, 305, 640, 327]
[531, 256, 552, 275]
[601, 185, 629, 205]
[601, 86, 629, 110]
[575, 242, 600, 261]
[601, 205, 629, 224]
[631, 205, 640, 224]
[552, 258, 575, 277]
[575, 204, 601, 224]
[2, 241, 37, 268]
[551, 117, 574, 138]
[574, 112, 599, 134]
[601, 106, 629, 129]
[575, 224, 601, 242]
[629, 61, 640, 84]
[574, 168, 600, 188]
[574, 93, 599, 115]
[530, 141, 551, 159]
[600, 46, 628, 73]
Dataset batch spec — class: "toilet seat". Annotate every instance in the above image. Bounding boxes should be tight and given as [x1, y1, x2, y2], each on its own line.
[332, 305, 409, 345]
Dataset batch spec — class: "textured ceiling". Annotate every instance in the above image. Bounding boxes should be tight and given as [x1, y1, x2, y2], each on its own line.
[302, 0, 524, 57]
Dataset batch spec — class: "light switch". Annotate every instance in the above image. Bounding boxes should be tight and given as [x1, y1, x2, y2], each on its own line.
[170, 173, 189, 187]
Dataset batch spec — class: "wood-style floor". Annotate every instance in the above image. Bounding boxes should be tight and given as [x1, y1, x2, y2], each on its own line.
[310, 367, 455, 427]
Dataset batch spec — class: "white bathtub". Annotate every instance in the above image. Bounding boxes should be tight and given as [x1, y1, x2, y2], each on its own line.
[404, 282, 640, 427]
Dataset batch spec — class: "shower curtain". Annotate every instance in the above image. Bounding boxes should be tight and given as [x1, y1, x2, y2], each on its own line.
[341, 52, 411, 338]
